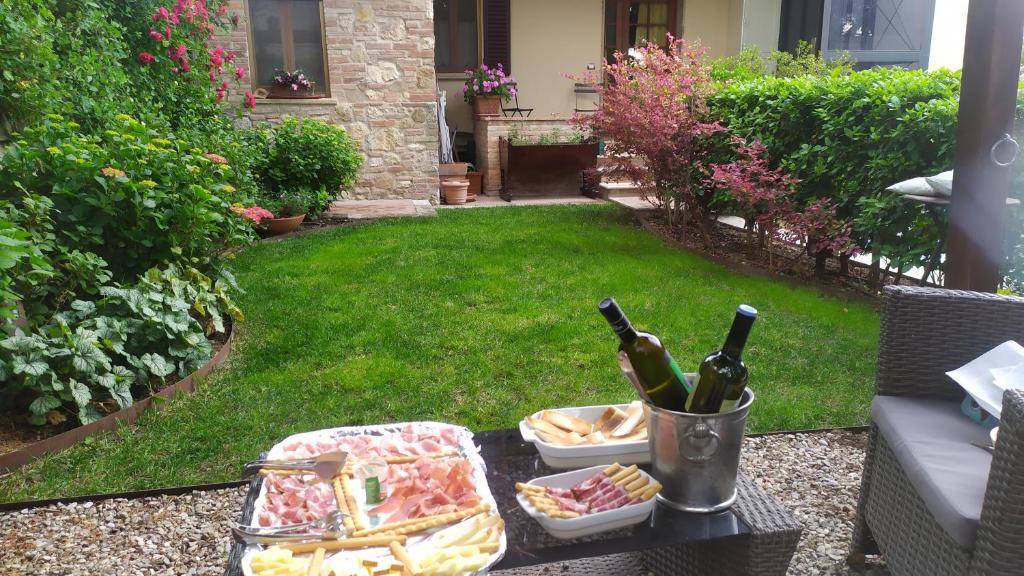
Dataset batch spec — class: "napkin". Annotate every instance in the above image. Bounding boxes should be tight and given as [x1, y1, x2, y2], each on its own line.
[947, 340, 1024, 419]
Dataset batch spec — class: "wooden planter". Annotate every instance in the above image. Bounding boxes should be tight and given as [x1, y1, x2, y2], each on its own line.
[268, 85, 324, 99]
[498, 138, 599, 201]
[258, 214, 306, 237]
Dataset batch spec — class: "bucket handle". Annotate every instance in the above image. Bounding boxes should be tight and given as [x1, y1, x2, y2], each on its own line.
[681, 422, 720, 462]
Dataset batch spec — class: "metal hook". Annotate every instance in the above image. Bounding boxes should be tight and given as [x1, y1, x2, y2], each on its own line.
[990, 133, 1020, 168]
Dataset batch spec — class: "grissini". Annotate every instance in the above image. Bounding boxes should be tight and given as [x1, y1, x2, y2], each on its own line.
[353, 503, 491, 537]
[307, 548, 325, 576]
[540, 410, 593, 436]
[342, 475, 369, 531]
[609, 464, 638, 484]
[332, 477, 356, 532]
[383, 451, 459, 464]
[624, 475, 649, 492]
[388, 541, 419, 575]
[614, 470, 641, 487]
[602, 462, 622, 476]
[275, 534, 407, 554]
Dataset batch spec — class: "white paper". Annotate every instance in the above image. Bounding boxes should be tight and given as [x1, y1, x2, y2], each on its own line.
[946, 340, 1024, 418]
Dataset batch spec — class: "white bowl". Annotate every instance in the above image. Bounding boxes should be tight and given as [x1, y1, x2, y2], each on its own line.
[519, 404, 650, 469]
[515, 465, 657, 539]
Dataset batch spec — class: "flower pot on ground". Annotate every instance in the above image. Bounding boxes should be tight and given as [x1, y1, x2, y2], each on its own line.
[465, 171, 483, 201]
[441, 178, 470, 205]
[258, 214, 306, 237]
[473, 95, 501, 117]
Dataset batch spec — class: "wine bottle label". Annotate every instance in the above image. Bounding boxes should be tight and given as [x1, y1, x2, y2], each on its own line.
[669, 356, 692, 393]
[719, 398, 740, 413]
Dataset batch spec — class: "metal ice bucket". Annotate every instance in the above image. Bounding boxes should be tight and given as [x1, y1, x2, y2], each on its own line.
[646, 385, 754, 513]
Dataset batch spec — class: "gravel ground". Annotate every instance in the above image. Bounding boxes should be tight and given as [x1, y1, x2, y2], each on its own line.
[1, 430, 886, 576]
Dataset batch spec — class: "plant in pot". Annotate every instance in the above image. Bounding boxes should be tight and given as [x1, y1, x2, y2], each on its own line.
[462, 63, 515, 117]
[464, 163, 482, 202]
[256, 187, 318, 237]
[270, 69, 321, 99]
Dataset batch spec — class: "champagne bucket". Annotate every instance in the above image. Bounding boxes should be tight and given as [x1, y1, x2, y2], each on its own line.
[645, 384, 754, 513]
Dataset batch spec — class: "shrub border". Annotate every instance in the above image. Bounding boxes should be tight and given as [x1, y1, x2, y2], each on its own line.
[0, 324, 235, 474]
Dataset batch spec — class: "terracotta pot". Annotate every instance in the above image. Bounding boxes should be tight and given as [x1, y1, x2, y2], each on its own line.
[259, 214, 306, 237]
[439, 162, 469, 178]
[473, 95, 501, 117]
[441, 178, 470, 205]
[465, 171, 483, 202]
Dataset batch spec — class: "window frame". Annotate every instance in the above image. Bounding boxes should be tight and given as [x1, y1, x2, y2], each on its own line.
[435, 0, 483, 74]
[244, 0, 331, 96]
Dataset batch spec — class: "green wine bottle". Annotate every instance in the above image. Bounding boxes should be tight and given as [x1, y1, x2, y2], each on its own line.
[598, 298, 689, 411]
[685, 304, 757, 414]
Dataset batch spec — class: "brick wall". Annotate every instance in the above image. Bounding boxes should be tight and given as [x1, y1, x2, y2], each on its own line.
[473, 117, 581, 194]
[224, 0, 439, 203]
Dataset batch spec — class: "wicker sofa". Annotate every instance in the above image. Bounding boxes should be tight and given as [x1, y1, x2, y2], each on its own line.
[849, 286, 1024, 575]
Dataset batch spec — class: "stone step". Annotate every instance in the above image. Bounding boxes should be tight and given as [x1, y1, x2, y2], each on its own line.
[597, 155, 645, 170]
[598, 181, 643, 198]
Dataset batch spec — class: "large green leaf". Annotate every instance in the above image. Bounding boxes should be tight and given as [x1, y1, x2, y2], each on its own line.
[68, 379, 91, 407]
[12, 354, 48, 376]
[141, 352, 174, 377]
[28, 395, 61, 415]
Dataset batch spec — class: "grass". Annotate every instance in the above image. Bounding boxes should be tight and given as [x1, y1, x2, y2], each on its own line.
[0, 204, 879, 502]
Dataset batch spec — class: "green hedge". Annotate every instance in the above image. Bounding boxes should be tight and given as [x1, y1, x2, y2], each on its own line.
[709, 68, 965, 280]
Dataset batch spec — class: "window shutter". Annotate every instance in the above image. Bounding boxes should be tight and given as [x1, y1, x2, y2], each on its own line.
[482, 0, 511, 72]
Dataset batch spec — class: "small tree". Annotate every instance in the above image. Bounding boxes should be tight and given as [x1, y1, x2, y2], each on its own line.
[574, 37, 729, 241]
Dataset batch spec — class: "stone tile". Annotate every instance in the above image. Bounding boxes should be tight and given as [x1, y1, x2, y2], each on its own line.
[326, 199, 437, 220]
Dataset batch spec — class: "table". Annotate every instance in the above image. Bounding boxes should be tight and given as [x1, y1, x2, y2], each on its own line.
[226, 429, 801, 576]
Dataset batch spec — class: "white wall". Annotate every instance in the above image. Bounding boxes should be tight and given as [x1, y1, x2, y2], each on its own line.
[928, 0, 968, 70]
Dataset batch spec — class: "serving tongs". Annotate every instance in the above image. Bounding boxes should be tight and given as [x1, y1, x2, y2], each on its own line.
[230, 510, 348, 545]
[242, 451, 348, 481]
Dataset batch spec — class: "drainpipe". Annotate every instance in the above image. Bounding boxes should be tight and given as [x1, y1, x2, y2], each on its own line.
[945, 0, 1024, 292]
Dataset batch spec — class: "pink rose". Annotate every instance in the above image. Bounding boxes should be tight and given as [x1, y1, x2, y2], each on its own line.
[138, 51, 156, 65]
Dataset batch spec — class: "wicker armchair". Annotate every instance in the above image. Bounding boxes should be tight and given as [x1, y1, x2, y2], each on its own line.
[849, 286, 1024, 576]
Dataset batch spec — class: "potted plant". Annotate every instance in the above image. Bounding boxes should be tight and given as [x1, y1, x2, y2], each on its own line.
[465, 163, 482, 202]
[441, 178, 470, 205]
[256, 188, 318, 237]
[270, 69, 321, 99]
[462, 63, 515, 117]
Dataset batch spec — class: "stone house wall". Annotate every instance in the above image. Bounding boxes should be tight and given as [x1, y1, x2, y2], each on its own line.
[223, 0, 439, 203]
[473, 117, 583, 195]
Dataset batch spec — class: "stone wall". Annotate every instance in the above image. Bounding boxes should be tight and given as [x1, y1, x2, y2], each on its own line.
[473, 117, 582, 195]
[224, 0, 439, 203]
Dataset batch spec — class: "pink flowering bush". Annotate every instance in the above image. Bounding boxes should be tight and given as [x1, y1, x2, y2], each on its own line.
[138, 0, 251, 114]
[783, 199, 860, 268]
[232, 205, 275, 224]
[574, 37, 736, 240]
[462, 63, 516, 103]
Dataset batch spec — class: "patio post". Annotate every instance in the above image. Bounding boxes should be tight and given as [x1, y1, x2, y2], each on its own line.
[945, 0, 1024, 292]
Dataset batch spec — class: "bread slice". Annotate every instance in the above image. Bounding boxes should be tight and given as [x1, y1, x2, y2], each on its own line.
[527, 415, 574, 441]
[541, 410, 593, 436]
[598, 407, 629, 435]
[611, 401, 645, 438]
[585, 430, 607, 444]
[536, 429, 587, 446]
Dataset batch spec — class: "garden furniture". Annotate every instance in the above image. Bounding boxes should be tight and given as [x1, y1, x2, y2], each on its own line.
[227, 429, 801, 576]
[849, 285, 1024, 576]
[500, 83, 534, 118]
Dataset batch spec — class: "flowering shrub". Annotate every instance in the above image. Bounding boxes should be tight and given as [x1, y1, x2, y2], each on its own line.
[273, 69, 314, 93]
[574, 37, 736, 239]
[462, 63, 516, 103]
[233, 205, 275, 224]
[783, 199, 860, 267]
[0, 114, 254, 282]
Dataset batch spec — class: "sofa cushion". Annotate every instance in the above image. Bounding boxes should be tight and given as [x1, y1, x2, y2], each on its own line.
[872, 395, 993, 548]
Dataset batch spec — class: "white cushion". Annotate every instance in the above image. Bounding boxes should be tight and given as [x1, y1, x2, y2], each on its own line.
[925, 170, 954, 197]
[886, 176, 937, 196]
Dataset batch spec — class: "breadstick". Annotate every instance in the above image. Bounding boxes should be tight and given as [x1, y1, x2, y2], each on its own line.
[515, 482, 546, 494]
[624, 476, 649, 493]
[602, 463, 622, 476]
[388, 541, 419, 575]
[308, 548, 325, 576]
[545, 510, 581, 519]
[639, 482, 662, 501]
[332, 477, 356, 532]
[342, 475, 369, 531]
[353, 503, 491, 537]
[614, 470, 641, 487]
[609, 465, 638, 484]
[275, 534, 408, 554]
[259, 468, 315, 477]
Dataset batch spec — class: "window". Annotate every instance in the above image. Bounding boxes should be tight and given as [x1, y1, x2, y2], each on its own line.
[434, 0, 479, 73]
[605, 1, 678, 64]
[249, 0, 328, 93]
[821, 0, 936, 68]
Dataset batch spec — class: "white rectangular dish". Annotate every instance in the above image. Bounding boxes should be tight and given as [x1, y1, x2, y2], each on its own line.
[518, 404, 650, 468]
[241, 421, 506, 576]
[515, 465, 657, 539]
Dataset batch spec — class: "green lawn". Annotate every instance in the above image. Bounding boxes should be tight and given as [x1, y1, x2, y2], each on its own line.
[0, 204, 879, 502]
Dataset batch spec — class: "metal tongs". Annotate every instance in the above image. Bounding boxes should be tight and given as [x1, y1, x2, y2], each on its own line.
[230, 510, 348, 545]
[242, 451, 348, 481]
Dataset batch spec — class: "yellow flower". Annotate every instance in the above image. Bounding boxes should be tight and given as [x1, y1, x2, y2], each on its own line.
[100, 167, 126, 178]
[114, 114, 134, 122]
[152, 138, 172, 147]
[46, 146, 61, 155]
[140, 180, 158, 188]
[222, 184, 236, 193]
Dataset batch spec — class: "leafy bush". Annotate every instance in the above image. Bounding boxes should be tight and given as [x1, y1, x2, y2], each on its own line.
[260, 117, 363, 205]
[709, 41, 854, 84]
[710, 67, 960, 277]
[260, 187, 329, 219]
[0, 114, 255, 283]
[0, 264, 240, 425]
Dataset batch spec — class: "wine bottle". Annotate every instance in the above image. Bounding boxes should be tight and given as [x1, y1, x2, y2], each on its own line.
[685, 304, 757, 414]
[598, 297, 689, 410]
